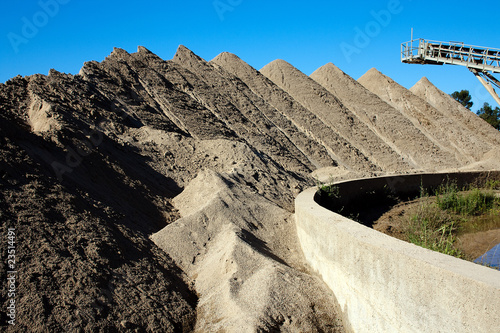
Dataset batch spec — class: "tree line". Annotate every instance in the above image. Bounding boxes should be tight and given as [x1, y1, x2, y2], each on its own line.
[451, 90, 500, 130]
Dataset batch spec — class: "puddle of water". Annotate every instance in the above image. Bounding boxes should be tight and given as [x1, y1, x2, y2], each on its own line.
[474, 243, 500, 269]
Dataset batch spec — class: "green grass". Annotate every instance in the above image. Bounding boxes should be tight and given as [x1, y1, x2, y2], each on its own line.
[318, 184, 340, 200]
[315, 176, 340, 199]
[406, 201, 465, 258]
[485, 179, 500, 190]
[405, 182, 500, 263]
[435, 183, 497, 216]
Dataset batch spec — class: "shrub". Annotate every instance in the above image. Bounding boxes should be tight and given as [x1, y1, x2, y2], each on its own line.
[405, 182, 499, 264]
[406, 201, 465, 258]
[435, 182, 496, 216]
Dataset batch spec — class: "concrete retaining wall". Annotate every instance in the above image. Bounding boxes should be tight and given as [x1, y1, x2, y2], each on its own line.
[295, 172, 500, 333]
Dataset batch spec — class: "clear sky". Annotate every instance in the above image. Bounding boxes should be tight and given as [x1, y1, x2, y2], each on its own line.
[1, 0, 499, 111]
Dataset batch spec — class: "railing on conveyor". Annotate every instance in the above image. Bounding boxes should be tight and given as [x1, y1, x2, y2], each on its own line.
[401, 39, 500, 73]
[401, 38, 500, 106]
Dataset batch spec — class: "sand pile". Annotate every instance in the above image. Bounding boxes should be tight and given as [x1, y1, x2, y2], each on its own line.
[210, 52, 338, 170]
[0, 75, 198, 331]
[171, 46, 315, 175]
[310, 63, 459, 171]
[358, 68, 491, 166]
[460, 147, 500, 171]
[260, 60, 411, 173]
[0, 46, 345, 331]
[80, 46, 315, 210]
[151, 169, 343, 331]
[411, 77, 500, 149]
[212, 52, 362, 174]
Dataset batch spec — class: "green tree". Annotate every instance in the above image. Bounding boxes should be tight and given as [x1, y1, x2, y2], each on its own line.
[451, 90, 473, 109]
[477, 103, 500, 130]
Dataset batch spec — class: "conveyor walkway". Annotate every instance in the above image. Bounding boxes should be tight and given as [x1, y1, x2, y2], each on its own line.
[401, 38, 500, 105]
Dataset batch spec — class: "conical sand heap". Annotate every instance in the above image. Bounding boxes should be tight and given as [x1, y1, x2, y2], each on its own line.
[260, 60, 410, 173]
[411, 77, 500, 148]
[358, 68, 491, 165]
[311, 63, 458, 170]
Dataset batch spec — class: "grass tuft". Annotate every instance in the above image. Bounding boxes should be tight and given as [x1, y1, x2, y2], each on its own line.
[435, 182, 496, 216]
[406, 181, 499, 267]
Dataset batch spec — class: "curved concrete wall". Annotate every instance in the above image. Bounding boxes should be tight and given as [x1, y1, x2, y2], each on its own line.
[295, 172, 500, 333]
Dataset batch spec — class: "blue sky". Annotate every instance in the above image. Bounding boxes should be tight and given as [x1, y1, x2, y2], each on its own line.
[1, 0, 499, 111]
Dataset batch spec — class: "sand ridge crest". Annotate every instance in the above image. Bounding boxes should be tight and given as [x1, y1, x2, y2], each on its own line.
[311, 63, 458, 170]
[261, 59, 411, 173]
[411, 76, 500, 149]
[358, 68, 493, 165]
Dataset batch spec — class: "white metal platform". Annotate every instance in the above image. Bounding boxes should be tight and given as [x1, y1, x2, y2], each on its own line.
[402, 39, 500, 73]
[401, 38, 500, 106]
